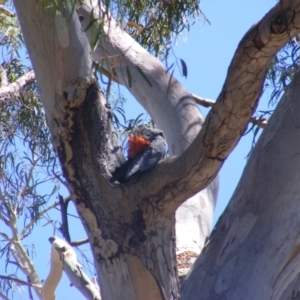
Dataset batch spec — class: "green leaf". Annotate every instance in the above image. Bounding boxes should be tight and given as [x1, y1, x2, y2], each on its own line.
[180, 59, 188, 78]
[84, 8, 98, 32]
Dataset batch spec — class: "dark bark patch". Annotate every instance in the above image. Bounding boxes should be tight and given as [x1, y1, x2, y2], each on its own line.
[271, 14, 287, 34]
[128, 209, 147, 247]
[63, 91, 68, 100]
[253, 29, 266, 50]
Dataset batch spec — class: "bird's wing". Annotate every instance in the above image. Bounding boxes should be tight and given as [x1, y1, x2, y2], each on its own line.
[125, 136, 166, 179]
[110, 159, 132, 183]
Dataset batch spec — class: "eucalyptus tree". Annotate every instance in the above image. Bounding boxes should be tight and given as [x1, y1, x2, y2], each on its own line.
[1, 0, 300, 299]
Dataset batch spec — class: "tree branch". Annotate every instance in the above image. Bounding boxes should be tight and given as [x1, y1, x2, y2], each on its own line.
[0, 5, 13, 15]
[0, 66, 8, 87]
[0, 275, 40, 288]
[0, 231, 11, 241]
[69, 238, 89, 247]
[181, 52, 300, 300]
[9, 242, 42, 298]
[192, 94, 268, 128]
[0, 70, 35, 102]
[42, 237, 101, 300]
[13, 158, 39, 214]
[0, 291, 9, 300]
[6, 197, 42, 299]
[78, 0, 219, 259]
[78, 1, 204, 156]
[125, 0, 300, 213]
[58, 194, 71, 242]
[19, 201, 60, 240]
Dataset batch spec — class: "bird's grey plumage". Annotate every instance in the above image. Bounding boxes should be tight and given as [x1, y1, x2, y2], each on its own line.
[125, 129, 166, 179]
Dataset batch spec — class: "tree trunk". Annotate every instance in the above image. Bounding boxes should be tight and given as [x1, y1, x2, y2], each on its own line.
[14, 1, 180, 298]
[77, 0, 219, 262]
[13, 0, 300, 299]
[181, 68, 300, 300]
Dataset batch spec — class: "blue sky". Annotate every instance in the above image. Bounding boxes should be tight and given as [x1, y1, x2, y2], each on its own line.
[2, 1, 278, 299]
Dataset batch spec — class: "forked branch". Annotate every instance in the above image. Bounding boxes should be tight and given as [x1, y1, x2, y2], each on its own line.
[125, 0, 300, 213]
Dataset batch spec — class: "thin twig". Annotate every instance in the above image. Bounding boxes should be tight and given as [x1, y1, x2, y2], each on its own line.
[19, 201, 60, 240]
[0, 5, 15, 17]
[0, 275, 41, 289]
[70, 238, 89, 247]
[0, 231, 11, 241]
[192, 94, 268, 128]
[27, 276, 34, 300]
[13, 158, 39, 214]
[0, 291, 9, 300]
[59, 194, 71, 242]
[58, 194, 89, 246]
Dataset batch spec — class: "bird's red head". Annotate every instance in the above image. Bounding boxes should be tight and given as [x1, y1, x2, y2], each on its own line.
[127, 134, 150, 159]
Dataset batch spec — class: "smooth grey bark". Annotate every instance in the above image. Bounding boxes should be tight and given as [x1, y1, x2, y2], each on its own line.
[13, 0, 300, 299]
[42, 237, 101, 300]
[181, 66, 300, 300]
[0, 70, 35, 101]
